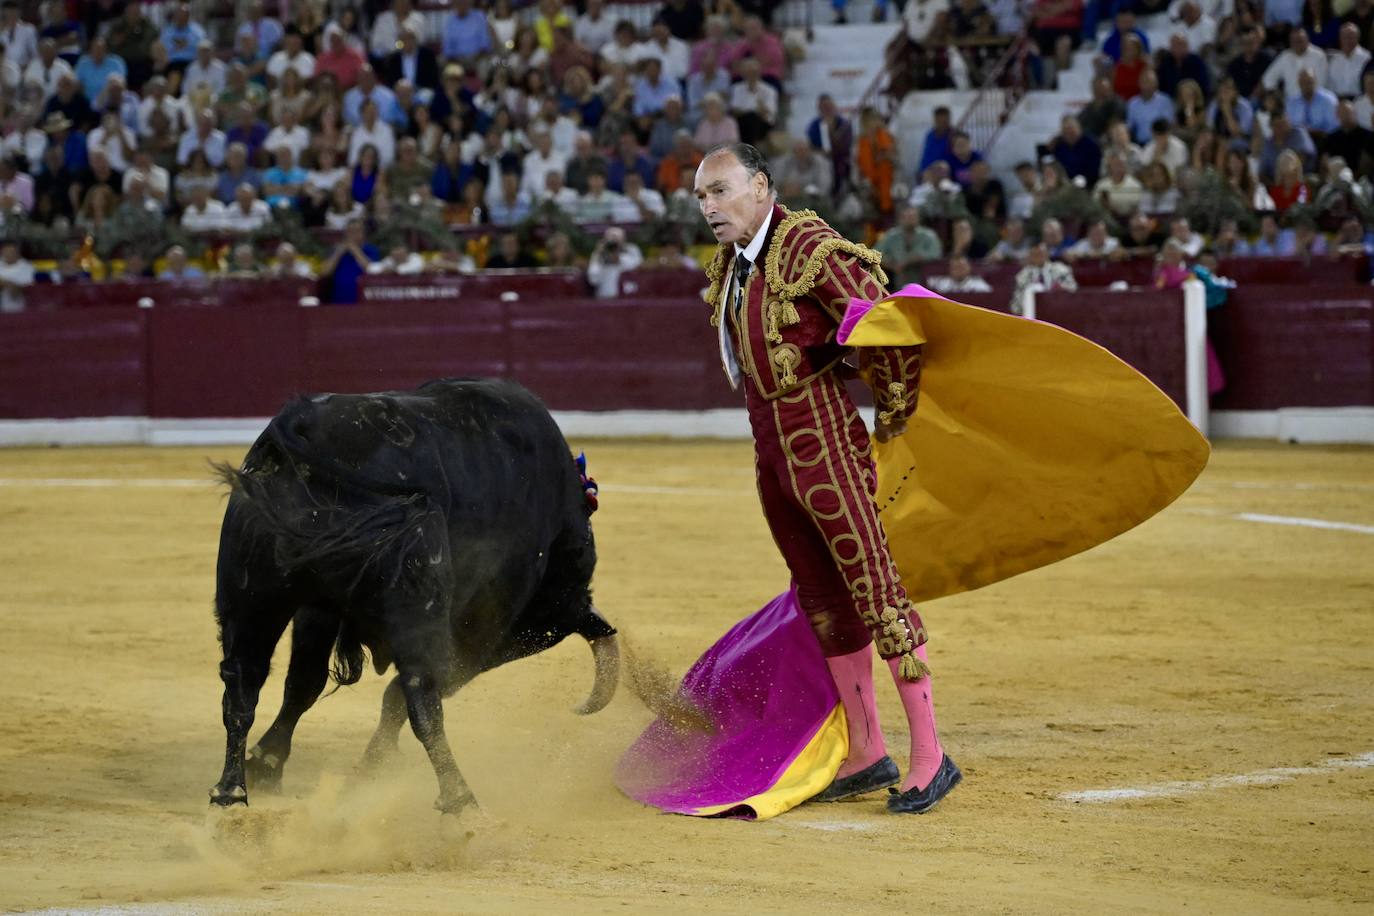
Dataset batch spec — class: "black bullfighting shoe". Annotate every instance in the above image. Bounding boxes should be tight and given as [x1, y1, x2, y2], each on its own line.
[886, 754, 962, 814]
[813, 755, 900, 802]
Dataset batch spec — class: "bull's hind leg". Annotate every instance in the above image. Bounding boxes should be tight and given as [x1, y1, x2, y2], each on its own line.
[360, 674, 408, 768]
[211, 603, 293, 807]
[397, 662, 477, 815]
[245, 606, 337, 793]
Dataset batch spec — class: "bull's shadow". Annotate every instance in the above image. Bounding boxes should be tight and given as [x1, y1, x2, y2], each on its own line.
[208, 378, 619, 815]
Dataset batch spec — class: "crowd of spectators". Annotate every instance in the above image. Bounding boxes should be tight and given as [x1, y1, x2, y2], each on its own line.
[0, 0, 1369, 313]
[878, 0, 1374, 309]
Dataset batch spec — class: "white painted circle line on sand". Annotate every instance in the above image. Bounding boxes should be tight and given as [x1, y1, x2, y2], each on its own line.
[1234, 513, 1374, 536]
[1058, 752, 1374, 804]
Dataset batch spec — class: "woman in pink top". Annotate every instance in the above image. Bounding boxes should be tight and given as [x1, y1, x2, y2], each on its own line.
[1153, 240, 1191, 289]
[314, 23, 365, 90]
[692, 92, 739, 150]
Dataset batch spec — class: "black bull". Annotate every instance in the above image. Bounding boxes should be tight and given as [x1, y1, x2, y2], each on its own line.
[209, 378, 620, 813]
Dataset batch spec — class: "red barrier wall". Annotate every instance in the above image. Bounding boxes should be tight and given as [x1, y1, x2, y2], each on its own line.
[1, 285, 1369, 421]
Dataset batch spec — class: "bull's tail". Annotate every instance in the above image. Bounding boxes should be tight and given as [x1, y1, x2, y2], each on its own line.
[330, 617, 367, 687]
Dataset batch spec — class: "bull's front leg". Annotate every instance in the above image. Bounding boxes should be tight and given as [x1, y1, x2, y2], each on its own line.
[210, 611, 292, 807]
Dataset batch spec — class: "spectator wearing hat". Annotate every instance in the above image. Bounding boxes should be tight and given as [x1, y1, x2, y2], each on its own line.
[42, 110, 87, 173]
[382, 26, 439, 91]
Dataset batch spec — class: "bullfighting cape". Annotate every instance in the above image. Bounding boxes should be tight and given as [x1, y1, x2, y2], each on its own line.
[616, 284, 1210, 820]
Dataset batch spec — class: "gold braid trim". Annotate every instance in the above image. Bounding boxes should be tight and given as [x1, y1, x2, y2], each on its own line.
[778, 300, 800, 327]
[877, 381, 908, 426]
[771, 344, 800, 387]
[765, 302, 783, 343]
[879, 606, 931, 681]
[703, 247, 729, 328]
[765, 207, 889, 300]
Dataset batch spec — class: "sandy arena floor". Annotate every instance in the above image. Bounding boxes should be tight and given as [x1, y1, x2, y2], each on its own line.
[0, 439, 1371, 915]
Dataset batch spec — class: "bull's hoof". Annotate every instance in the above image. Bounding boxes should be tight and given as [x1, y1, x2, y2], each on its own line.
[245, 748, 284, 793]
[209, 784, 248, 807]
[434, 791, 477, 816]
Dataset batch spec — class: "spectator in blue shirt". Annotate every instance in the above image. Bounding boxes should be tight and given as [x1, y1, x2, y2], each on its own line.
[488, 171, 532, 225]
[606, 132, 654, 192]
[1251, 214, 1297, 256]
[261, 146, 307, 207]
[214, 142, 261, 203]
[442, 0, 492, 63]
[943, 131, 984, 185]
[177, 108, 227, 168]
[74, 38, 126, 101]
[1126, 70, 1175, 143]
[1264, 0, 1305, 29]
[159, 3, 205, 66]
[1049, 114, 1102, 183]
[1101, 8, 1149, 63]
[918, 106, 953, 174]
[1286, 68, 1340, 135]
[322, 218, 380, 304]
[632, 58, 676, 119]
[343, 66, 400, 127]
[236, 0, 283, 60]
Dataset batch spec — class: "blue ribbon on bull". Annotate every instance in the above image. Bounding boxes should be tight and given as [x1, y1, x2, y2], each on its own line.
[575, 451, 599, 513]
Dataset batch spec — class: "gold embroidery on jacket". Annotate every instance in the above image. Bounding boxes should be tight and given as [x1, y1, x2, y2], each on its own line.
[771, 343, 800, 388]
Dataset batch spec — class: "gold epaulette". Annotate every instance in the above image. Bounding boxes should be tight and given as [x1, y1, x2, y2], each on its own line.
[703, 247, 730, 327]
[764, 207, 889, 301]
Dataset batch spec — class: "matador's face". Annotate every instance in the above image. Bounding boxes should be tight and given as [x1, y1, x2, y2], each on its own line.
[694, 152, 771, 247]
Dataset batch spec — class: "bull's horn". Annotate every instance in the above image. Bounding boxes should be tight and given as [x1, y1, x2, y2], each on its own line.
[573, 634, 620, 715]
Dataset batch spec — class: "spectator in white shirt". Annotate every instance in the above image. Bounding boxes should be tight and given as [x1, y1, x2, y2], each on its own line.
[926, 256, 994, 293]
[575, 168, 628, 223]
[123, 149, 169, 207]
[183, 41, 228, 97]
[1170, 1, 1216, 53]
[177, 108, 228, 167]
[0, 111, 44, 173]
[620, 171, 664, 220]
[634, 19, 690, 83]
[538, 168, 581, 207]
[264, 106, 310, 165]
[222, 182, 271, 233]
[266, 28, 315, 84]
[87, 110, 137, 173]
[1327, 23, 1371, 99]
[22, 38, 71, 100]
[599, 20, 641, 70]
[369, 0, 428, 60]
[268, 241, 316, 279]
[348, 99, 396, 167]
[729, 58, 778, 146]
[181, 183, 225, 232]
[1064, 220, 1123, 261]
[0, 239, 33, 312]
[368, 241, 427, 275]
[0, 2, 38, 71]
[138, 75, 188, 138]
[520, 128, 566, 200]
[586, 225, 643, 297]
[96, 74, 140, 135]
[1167, 216, 1204, 257]
[1262, 28, 1327, 98]
[1355, 71, 1374, 129]
[576, 0, 616, 52]
[1145, 119, 1190, 177]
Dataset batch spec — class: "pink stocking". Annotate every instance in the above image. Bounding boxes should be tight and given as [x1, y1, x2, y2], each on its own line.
[825, 643, 888, 778]
[887, 643, 944, 792]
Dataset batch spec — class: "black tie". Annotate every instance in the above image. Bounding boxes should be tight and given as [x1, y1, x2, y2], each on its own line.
[733, 253, 752, 321]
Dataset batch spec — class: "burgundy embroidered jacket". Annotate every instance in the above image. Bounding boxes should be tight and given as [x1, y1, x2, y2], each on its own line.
[705, 204, 922, 425]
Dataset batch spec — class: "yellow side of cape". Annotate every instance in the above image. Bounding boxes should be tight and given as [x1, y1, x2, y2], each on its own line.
[690, 704, 848, 820]
[842, 289, 1210, 603]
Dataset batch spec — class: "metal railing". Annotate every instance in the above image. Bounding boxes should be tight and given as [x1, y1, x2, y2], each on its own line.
[955, 32, 1032, 153]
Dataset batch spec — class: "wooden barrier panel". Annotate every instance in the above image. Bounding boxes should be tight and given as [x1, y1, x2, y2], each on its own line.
[147, 309, 305, 418]
[25, 278, 317, 311]
[0, 308, 147, 418]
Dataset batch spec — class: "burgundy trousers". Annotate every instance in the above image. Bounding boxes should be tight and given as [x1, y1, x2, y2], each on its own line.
[747, 369, 926, 659]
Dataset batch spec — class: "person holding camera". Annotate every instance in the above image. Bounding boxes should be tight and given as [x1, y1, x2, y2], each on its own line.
[586, 225, 642, 297]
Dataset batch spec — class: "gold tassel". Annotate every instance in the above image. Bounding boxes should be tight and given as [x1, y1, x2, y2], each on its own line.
[765, 303, 783, 343]
[779, 300, 800, 327]
[898, 652, 931, 681]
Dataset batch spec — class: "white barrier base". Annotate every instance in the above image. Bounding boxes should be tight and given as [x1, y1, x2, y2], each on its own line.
[3, 408, 1371, 448]
[1210, 409, 1374, 444]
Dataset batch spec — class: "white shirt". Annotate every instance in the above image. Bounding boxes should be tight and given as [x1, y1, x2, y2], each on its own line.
[348, 120, 397, 168]
[1175, 14, 1217, 52]
[139, 94, 189, 137]
[927, 274, 993, 293]
[622, 187, 665, 219]
[1065, 236, 1121, 259]
[264, 124, 310, 163]
[183, 58, 228, 96]
[0, 255, 33, 312]
[22, 55, 73, 100]
[1356, 95, 1374, 129]
[729, 80, 778, 123]
[575, 13, 616, 52]
[369, 11, 428, 58]
[521, 148, 568, 200]
[221, 198, 271, 232]
[266, 49, 315, 82]
[87, 124, 137, 173]
[634, 37, 690, 82]
[0, 21, 38, 70]
[1261, 47, 1328, 97]
[181, 198, 226, 232]
[1327, 46, 1372, 98]
[586, 243, 643, 298]
[123, 164, 170, 200]
[719, 205, 774, 389]
[1, 127, 45, 170]
[367, 252, 426, 275]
